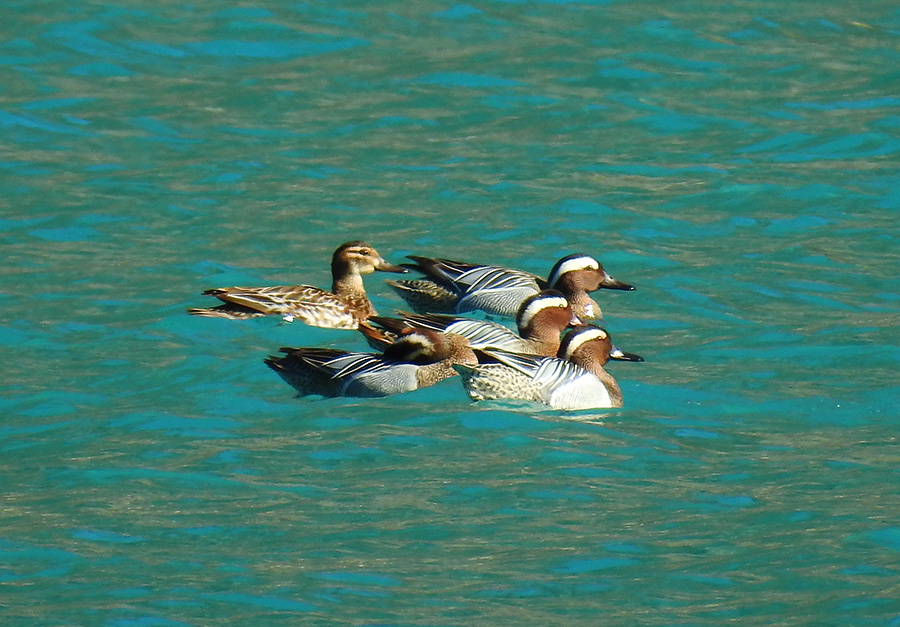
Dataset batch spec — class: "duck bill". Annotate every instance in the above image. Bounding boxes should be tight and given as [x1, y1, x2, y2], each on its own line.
[599, 273, 635, 291]
[609, 345, 644, 362]
[568, 310, 584, 327]
[375, 259, 410, 273]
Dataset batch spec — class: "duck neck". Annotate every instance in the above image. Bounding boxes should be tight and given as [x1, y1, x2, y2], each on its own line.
[332, 272, 366, 297]
[332, 265, 374, 319]
[593, 366, 623, 408]
[565, 291, 599, 320]
[415, 337, 477, 387]
[520, 324, 563, 357]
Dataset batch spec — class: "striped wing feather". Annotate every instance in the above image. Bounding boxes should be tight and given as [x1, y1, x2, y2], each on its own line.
[454, 265, 540, 293]
[481, 349, 583, 390]
[293, 351, 393, 380]
[408, 257, 540, 293]
[400, 314, 521, 351]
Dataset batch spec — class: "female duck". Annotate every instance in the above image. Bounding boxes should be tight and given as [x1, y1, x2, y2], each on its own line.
[387, 253, 633, 320]
[453, 325, 642, 411]
[189, 241, 407, 329]
[265, 329, 476, 398]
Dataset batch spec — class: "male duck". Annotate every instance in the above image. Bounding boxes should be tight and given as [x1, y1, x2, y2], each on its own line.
[189, 241, 407, 329]
[363, 290, 580, 357]
[453, 325, 642, 411]
[386, 253, 633, 320]
[265, 329, 476, 398]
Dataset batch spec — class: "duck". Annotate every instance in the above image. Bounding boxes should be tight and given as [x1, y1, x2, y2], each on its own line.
[362, 289, 581, 357]
[453, 325, 643, 411]
[265, 328, 477, 398]
[386, 253, 634, 320]
[188, 241, 407, 329]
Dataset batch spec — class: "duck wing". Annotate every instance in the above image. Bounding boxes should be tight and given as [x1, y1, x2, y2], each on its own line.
[204, 285, 359, 329]
[406, 257, 540, 292]
[399, 257, 541, 317]
[400, 313, 523, 351]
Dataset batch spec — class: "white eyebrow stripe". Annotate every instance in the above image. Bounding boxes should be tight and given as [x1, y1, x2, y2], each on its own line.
[518, 296, 569, 327]
[548, 256, 600, 287]
[561, 328, 607, 360]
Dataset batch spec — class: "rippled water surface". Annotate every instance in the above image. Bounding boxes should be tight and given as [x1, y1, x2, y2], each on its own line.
[3, 1, 899, 625]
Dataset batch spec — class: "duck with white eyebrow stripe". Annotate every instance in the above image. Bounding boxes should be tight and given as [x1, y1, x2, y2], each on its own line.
[453, 324, 642, 411]
[513, 290, 581, 355]
[544, 254, 634, 321]
[386, 252, 634, 320]
[361, 289, 582, 357]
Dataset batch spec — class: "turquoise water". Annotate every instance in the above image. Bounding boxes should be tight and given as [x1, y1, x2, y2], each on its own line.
[3, 1, 899, 624]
